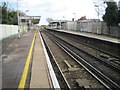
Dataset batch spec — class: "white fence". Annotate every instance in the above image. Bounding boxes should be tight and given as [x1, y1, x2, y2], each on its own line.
[61, 21, 120, 38]
[0, 24, 18, 40]
[62, 21, 77, 30]
[76, 22, 103, 34]
[76, 22, 120, 38]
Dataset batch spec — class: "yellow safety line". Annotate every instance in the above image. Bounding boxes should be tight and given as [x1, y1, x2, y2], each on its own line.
[18, 31, 37, 90]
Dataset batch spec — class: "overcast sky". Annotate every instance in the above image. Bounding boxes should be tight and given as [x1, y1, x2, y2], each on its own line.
[2, 0, 120, 25]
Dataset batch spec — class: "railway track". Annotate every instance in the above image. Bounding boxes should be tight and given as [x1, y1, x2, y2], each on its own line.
[41, 29, 120, 89]
[47, 29, 119, 60]
[40, 30, 106, 89]
[47, 30, 120, 72]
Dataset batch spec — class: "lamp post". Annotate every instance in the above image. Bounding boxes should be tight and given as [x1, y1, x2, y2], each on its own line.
[95, 5, 99, 19]
[60, 20, 61, 30]
[72, 13, 76, 31]
[72, 13, 76, 21]
[62, 16, 65, 29]
[17, 0, 22, 38]
[25, 10, 29, 32]
[17, 0, 20, 38]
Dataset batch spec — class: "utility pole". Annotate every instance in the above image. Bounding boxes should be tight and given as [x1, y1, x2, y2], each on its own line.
[25, 10, 29, 32]
[73, 13, 76, 31]
[60, 20, 61, 30]
[72, 13, 76, 21]
[17, 0, 21, 39]
[95, 5, 99, 19]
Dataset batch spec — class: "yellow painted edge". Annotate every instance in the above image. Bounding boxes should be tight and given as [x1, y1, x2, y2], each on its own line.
[18, 31, 37, 89]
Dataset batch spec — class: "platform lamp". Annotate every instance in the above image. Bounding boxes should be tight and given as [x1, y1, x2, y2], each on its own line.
[17, 0, 22, 39]
[95, 5, 99, 19]
[25, 10, 29, 32]
[72, 13, 76, 31]
[62, 16, 65, 29]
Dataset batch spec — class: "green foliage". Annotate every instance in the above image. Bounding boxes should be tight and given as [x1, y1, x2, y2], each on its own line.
[0, 7, 2, 23]
[118, 10, 120, 23]
[103, 1, 119, 26]
[1, 2, 18, 25]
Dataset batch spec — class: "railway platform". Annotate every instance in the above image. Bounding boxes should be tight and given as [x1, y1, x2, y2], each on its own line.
[54, 29, 120, 44]
[2, 30, 59, 89]
[30, 31, 52, 88]
[2, 31, 34, 88]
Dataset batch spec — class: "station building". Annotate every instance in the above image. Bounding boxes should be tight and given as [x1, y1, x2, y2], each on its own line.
[48, 20, 77, 30]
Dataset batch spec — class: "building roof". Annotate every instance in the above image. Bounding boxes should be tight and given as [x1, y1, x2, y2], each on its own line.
[77, 19, 100, 23]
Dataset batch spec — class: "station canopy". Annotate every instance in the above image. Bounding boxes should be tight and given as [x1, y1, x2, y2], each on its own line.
[19, 16, 41, 24]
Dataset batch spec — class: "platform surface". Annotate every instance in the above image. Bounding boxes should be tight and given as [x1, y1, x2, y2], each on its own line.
[2, 30, 52, 89]
[2, 31, 34, 88]
[30, 31, 52, 88]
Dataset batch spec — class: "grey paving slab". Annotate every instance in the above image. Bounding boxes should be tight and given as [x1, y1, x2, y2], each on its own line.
[30, 32, 52, 88]
[2, 32, 34, 88]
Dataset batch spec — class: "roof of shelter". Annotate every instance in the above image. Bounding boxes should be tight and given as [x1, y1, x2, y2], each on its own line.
[19, 16, 41, 24]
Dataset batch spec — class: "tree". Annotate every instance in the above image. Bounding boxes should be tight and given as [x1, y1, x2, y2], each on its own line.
[46, 18, 53, 23]
[2, 2, 8, 24]
[0, 6, 2, 23]
[1, 2, 25, 25]
[103, 1, 118, 26]
[118, 10, 120, 23]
